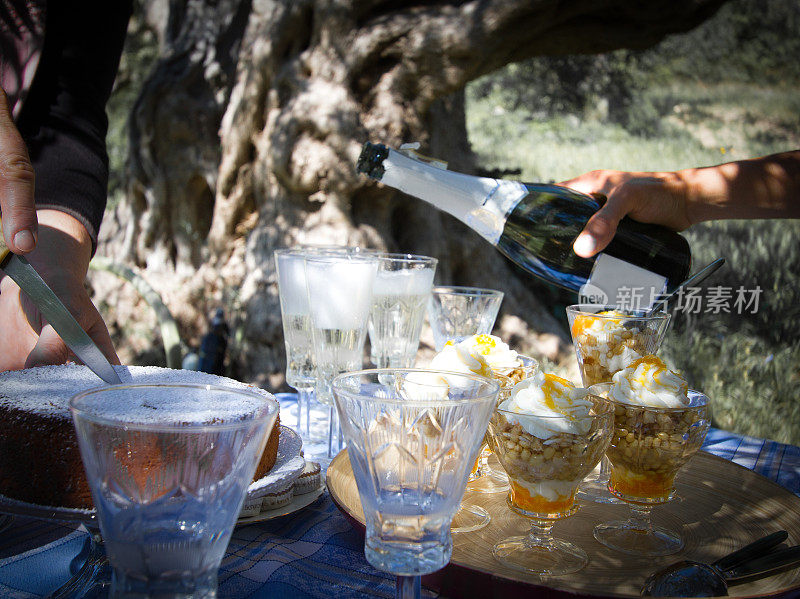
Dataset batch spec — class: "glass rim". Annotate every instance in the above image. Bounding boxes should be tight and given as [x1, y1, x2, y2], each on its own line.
[587, 382, 710, 411]
[566, 303, 670, 321]
[375, 252, 438, 267]
[69, 383, 279, 432]
[274, 245, 374, 257]
[496, 392, 615, 420]
[332, 368, 501, 406]
[303, 252, 378, 265]
[431, 285, 503, 298]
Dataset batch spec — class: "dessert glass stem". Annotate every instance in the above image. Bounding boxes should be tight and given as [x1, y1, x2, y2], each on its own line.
[396, 575, 421, 599]
[627, 504, 655, 533]
[527, 519, 556, 548]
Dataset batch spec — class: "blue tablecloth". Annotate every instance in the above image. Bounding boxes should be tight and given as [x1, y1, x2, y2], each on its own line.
[1, 394, 798, 599]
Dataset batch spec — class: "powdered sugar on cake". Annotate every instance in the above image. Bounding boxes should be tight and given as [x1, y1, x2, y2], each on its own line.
[0, 364, 274, 423]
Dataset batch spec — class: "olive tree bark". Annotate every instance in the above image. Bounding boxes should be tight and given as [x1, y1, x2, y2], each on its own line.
[103, 0, 725, 386]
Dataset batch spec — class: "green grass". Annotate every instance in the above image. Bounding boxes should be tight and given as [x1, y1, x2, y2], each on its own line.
[466, 79, 800, 445]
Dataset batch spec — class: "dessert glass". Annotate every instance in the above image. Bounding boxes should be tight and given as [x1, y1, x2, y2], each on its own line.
[486, 393, 614, 575]
[333, 369, 498, 599]
[566, 304, 670, 503]
[590, 383, 711, 556]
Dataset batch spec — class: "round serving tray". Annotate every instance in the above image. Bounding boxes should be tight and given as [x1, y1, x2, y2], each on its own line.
[0, 425, 304, 528]
[327, 449, 800, 599]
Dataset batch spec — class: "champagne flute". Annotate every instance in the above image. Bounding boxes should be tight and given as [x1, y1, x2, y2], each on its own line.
[368, 253, 437, 368]
[275, 248, 316, 437]
[305, 253, 378, 457]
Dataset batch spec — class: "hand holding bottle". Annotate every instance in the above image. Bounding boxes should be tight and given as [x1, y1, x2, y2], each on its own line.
[560, 170, 692, 258]
[563, 149, 800, 258]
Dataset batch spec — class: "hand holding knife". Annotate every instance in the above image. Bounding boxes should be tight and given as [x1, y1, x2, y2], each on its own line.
[0, 217, 121, 384]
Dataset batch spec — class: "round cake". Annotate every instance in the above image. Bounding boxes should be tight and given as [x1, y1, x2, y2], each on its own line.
[0, 364, 281, 509]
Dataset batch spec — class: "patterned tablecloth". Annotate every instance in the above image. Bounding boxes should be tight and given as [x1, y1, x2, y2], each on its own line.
[0, 394, 798, 599]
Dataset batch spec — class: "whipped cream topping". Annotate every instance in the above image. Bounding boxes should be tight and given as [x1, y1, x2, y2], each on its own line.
[571, 309, 629, 336]
[498, 371, 593, 439]
[514, 476, 583, 501]
[399, 371, 451, 401]
[605, 346, 644, 373]
[430, 334, 519, 377]
[610, 355, 689, 408]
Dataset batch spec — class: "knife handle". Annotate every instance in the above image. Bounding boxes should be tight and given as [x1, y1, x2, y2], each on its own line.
[0, 216, 10, 263]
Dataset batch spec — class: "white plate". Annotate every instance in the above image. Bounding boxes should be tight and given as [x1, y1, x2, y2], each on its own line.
[237, 482, 325, 526]
[247, 426, 305, 498]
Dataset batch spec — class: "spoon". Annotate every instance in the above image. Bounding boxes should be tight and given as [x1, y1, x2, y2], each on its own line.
[647, 257, 726, 316]
[642, 530, 800, 597]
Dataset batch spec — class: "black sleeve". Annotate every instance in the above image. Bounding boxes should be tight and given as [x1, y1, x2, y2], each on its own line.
[15, 0, 132, 251]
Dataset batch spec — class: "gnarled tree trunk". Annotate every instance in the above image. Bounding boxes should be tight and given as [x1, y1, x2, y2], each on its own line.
[97, 0, 725, 387]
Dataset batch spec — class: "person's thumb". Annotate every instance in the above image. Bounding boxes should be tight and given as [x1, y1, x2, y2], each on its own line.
[572, 194, 631, 258]
[0, 88, 37, 253]
[24, 325, 71, 368]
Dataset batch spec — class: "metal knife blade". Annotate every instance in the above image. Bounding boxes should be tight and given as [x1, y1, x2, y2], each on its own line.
[0, 240, 121, 384]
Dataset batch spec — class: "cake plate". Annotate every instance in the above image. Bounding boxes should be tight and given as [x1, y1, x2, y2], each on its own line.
[0, 425, 305, 599]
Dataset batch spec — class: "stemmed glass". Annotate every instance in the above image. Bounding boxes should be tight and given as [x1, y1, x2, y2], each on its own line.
[427, 286, 504, 351]
[590, 383, 711, 556]
[425, 285, 506, 530]
[275, 248, 317, 437]
[333, 369, 499, 599]
[305, 252, 378, 457]
[486, 393, 614, 575]
[566, 304, 670, 503]
[70, 383, 279, 597]
[368, 253, 437, 368]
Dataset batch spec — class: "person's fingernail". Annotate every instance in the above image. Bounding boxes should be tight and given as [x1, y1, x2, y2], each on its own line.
[13, 229, 35, 252]
[573, 233, 597, 257]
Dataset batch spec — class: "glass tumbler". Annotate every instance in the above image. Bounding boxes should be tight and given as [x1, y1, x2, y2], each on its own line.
[70, 383, 279, 598]
[566, 304, 670, 503]
[333, 368, 498, 599]
[427, 286, 504, 351]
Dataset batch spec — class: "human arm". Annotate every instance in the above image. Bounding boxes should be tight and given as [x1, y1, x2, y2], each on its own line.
[0, 0, 131, 371]
[562, 150, 800, 257]
[0, 209, 119, 370]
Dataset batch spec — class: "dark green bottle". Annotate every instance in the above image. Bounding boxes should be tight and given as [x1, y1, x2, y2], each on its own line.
[357, 142, 691, 301]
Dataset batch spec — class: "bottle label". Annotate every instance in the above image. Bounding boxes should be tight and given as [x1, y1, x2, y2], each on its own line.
[465, 180, 527, 244]
[580, 253, 667, 310]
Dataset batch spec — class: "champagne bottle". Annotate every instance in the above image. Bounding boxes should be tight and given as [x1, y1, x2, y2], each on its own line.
[356, 142, 691, 302]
